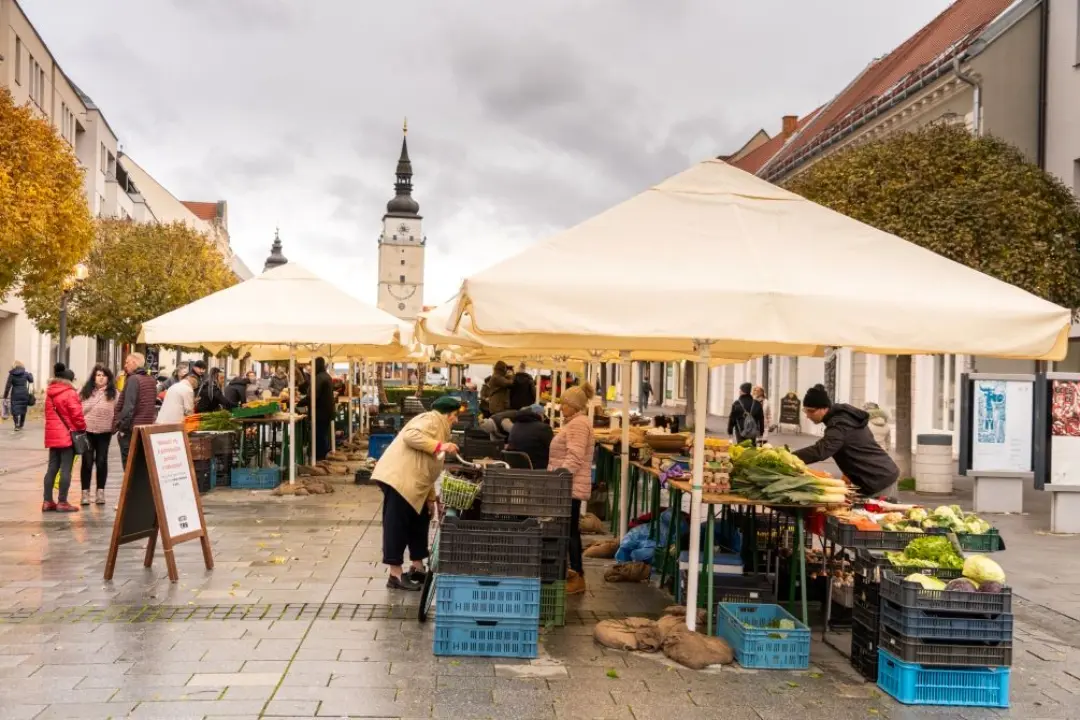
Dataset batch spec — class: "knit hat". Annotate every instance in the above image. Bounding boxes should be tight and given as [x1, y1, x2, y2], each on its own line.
[53, 362, 67, 378]
[432, 396, 463, 414]
[524, 403, 544, 416]
[561, 382, 596, 413]
[803, 384, 831, 410]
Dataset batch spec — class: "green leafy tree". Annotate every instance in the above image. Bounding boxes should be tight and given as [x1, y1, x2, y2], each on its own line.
[0, 87, 94, 300]
[787, 124, 1080, 474]
[23, 219, 238, 342]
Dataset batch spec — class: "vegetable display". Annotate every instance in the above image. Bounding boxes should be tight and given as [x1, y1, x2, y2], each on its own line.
[879, 505, 993, 535]
[195, 410, 241, 432]
[885, 536, 964, 570]
[729, 444, 851, 505]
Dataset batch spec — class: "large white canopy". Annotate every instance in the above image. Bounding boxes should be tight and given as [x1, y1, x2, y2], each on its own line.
[140, 263, 406, 356]
[450, 159, 1070, 360]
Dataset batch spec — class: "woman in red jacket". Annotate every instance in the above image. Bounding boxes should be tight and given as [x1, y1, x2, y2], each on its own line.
[43, 363, 87, 513]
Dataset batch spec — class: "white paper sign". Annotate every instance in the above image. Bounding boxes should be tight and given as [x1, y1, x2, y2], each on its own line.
[148, 431, 203, 538]
[971, 380, 1033, 473]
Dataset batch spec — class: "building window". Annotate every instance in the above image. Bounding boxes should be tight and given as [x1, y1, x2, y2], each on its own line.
[400, 259, 405, 265]
[14, 37, 21, 85]
[27, 57, 35, 103]
[399, 275, 406, 283]
[1074, 158, 1080, 199]
[100, 143, 107, 172]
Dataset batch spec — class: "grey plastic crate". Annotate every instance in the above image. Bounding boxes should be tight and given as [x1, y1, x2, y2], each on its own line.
[880, 571, 1011, 615]
[879, 601, 1014, 643]
[481, 468, 573, 519]
[877, 624, 1012, 667]
[439, 517, 542, 578]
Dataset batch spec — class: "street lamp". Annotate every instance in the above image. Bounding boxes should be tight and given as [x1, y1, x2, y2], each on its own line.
[57, 262, 88, 365]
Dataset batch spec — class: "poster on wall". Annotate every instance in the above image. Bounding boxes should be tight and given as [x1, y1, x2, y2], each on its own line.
[1050, 380, 1080, 486]
[970, 379, 1033, 473]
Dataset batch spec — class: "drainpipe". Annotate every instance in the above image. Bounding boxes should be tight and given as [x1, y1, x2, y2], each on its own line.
[1036, 0, 1049, 170]
[952, 55, 981, 136]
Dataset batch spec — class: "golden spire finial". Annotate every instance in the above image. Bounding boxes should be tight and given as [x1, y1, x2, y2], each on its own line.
[403, 117, 408, 135]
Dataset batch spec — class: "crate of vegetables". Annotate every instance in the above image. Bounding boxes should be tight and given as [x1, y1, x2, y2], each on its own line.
[881, 570, 1012, 616]
[825, 515, 924, 550]
[881, 505, 1003, 552]
[716, 602, 810, 670]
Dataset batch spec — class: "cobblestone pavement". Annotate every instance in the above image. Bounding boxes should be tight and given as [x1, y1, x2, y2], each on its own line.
[2, 422, 1080, 718]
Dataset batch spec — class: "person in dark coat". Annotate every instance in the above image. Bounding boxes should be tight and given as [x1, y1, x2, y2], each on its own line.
[506, 404, 553, 469]
[794, 384, 900, 497]
[296, 357, 335, 460]
[114, 353, 160, 469]
[223, 375, 250, 407]
[727, 382, 765, 444]
[481, 408, 519, 442]
[3, 361, 34, 431]
[194, 367, 235, 414]
[508, 364, 536, 411]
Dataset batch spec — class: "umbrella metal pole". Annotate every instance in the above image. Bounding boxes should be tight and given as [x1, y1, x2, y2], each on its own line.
[359, 360, 366, 435]
[347, 357, 354, 443]
[289, 346, 296, 485]
[311, 354, 317, 466]
[618, 351, 632, 539]
[685, 341, 710, 632]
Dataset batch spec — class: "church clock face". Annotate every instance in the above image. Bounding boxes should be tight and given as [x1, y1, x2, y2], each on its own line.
[398, 223, 409, 235]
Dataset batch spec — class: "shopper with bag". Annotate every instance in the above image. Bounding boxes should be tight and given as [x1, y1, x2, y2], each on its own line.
[43, 363, 87, 513]
[79, 365, 118, 506]
[3, 360, 34, 431]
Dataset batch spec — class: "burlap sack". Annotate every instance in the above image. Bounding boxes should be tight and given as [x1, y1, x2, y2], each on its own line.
[580, 513, 605, 534]
[593, 618, 662, 653]
[583, 540, 619, 558]
[661, 606, 707, 627]
[661, 631, 734, 669]
[603, 562, 651, 583]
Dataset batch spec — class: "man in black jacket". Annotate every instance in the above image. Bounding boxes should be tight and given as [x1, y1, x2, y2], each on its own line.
[509, 363, 536, 411]
[296, 357, 335, 460]
[793, 384, 899, 497]
[506, 404, 553, 469]
[727, 382, 765, 444]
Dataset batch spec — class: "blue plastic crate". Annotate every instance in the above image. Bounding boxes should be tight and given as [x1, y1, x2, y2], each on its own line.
[230, 467, 281, 490]
[877, 649, 1010, 708]
[368, 434, 395, 461]
[716, 603, 810, 670]
[433, 616, 538, 658]
[434, 575, 540, 622]
[880, 601, 1014, 643]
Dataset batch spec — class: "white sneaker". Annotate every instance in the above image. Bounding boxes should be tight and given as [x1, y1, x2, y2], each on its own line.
[95, 489, 106, 505]
[80, 493, 90, 506]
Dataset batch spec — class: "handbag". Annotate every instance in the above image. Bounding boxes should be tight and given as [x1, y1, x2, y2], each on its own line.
[56, 402, 91, 454]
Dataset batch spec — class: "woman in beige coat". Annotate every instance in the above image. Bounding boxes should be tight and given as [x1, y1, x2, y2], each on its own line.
[548, 383, 595, 595]
[371, 396, 461, 591]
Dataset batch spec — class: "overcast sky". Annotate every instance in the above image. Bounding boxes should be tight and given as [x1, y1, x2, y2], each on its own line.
[28, 0, 952, 307]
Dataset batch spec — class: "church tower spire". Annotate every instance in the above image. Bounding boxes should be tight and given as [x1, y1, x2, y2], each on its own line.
[386, 118, 420, 218]
[263, 227, 288, 272]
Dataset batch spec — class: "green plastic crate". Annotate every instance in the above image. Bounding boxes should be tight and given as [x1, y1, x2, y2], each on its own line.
[956, 529, 1003, 553]
[231, 401, 280, 418]
[540, 581, 566, 627]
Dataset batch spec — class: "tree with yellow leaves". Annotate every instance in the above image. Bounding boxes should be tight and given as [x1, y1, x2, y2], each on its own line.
[0, 87, 94, 299]
[22, 219, 237, 342]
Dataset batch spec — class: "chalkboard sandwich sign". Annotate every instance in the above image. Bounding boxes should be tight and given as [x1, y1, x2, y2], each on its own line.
[104, 424, 214, 583]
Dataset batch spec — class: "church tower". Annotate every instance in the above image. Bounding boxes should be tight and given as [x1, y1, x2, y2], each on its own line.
[377, 120, 425, 320]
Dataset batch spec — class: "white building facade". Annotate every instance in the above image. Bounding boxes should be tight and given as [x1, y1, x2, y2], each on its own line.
[0, 0, 246, 385]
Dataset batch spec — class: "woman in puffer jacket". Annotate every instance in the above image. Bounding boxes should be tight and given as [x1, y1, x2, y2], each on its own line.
[548, 382, 596, 595]
[43, 363, 87, 513]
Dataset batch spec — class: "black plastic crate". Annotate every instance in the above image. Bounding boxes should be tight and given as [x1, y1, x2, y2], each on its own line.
[461, 436, 504, 462]
[369, 415, 399, 434]
[540, 536, 568, 583]
[852, 597, 880, 630]
[880, 571, 1012, 615]
[481, 469, 572, 519]
[439, 517, 542, 578]
[705, 575, 777, 614]
[209, 432, 236, 456]
[877, 624, 1012, 668]
[854, 572, 880, 609]
[850, 633, 879, 681]
[879, 601, 1014, 643]
[826, 516, 925, 550]
[491, 513, 570, 539]
[853, 549, 964, 585]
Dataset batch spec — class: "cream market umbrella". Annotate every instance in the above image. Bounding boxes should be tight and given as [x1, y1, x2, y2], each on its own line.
[449, 158, 1072, 632]
[140, 263, 406, 484]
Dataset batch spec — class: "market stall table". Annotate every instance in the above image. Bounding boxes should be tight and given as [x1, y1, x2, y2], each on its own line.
[663, 479, 845, 635]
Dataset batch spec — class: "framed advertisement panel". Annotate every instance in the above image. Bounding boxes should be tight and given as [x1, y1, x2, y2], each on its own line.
[1033, 372, 1080, 490]
[958, 373, 1035, 477]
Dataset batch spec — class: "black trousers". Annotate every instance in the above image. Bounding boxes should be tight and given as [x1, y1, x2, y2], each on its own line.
[12, 413, 26, 429]
[81, 431, 112, 490]
[569, 499, 584, 574]
[43, 447, 75, 503]
[378, 482, 430, 566]
[118, 432, 132, 470]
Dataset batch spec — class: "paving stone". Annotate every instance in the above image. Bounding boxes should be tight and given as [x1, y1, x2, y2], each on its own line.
[189, 671, 282, 686]
[34, 701, 139, 719]
[0, 705, 47, 720]
[264, 699, 320, 716]
[127, 699, 267, 718]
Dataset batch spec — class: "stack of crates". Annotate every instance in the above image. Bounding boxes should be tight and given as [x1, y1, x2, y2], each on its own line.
[482, 468, 574, 627]
[850, 561, 882, 681]
[434, 516, 542, 658]
[875, 570, 1012, 708]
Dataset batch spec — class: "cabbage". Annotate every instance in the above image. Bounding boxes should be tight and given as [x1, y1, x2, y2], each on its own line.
[963, 518, 991, 535]
[907, 508, 928, 522]
[962, 555, 1006, 585]
[931, 505, 958, 521]
[905, 574, 947, 590]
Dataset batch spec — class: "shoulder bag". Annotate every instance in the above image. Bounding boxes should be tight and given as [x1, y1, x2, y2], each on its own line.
[56, 399, 91, 454]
